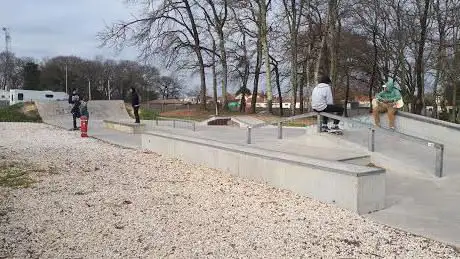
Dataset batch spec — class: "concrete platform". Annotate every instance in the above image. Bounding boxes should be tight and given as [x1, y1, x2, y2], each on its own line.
[368, 170, 460, 248]
[142, 129, 386, 214]
[103, 120, 145, 134]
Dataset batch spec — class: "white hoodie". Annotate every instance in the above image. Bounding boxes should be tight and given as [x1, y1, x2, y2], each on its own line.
[311, 83, 333, 111]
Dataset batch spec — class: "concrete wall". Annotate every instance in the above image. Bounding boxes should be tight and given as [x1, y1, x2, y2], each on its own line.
[142, 130, 386, 215]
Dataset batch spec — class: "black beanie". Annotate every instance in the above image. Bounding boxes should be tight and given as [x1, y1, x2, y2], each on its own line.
[319, 75, 331, 84]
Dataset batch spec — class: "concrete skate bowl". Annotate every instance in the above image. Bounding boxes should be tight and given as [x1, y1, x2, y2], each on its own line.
[35, 100, 131, 129]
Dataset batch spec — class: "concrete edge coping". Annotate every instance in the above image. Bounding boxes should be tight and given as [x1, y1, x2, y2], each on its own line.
[398, 111, 460, 131]
[143, 130, 385, 177]
[103, 119, 145, 127]
[230, 117, 254, 126]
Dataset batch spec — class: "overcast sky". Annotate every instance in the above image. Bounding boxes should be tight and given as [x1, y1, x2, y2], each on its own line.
[0, 0, 139, 61]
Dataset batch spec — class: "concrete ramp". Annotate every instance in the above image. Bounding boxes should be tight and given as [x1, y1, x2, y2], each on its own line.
[340, 112, 460, 177]
[36, 100, 131, 129]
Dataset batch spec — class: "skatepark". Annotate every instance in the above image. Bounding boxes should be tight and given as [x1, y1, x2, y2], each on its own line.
[35, 100, 460, 248]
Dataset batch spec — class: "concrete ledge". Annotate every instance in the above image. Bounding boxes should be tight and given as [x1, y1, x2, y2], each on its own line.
[141, 130, 386, 214]
[103, 120, 145, 134]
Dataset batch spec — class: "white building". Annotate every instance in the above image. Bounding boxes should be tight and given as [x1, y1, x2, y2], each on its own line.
[9, 89, 68, 105]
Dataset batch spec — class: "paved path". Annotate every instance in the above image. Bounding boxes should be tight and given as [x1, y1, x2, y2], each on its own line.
[369, 170, 460, 247]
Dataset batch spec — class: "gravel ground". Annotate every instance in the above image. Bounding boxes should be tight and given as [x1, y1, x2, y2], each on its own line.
[0, 122, 459, 258]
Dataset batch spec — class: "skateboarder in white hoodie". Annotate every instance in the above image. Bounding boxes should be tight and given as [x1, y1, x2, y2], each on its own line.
[311, 75, 344, 132]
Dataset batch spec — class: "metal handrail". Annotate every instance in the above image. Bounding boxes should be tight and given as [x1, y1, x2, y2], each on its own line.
[154, 117, 196, 131]
[321, 112, 443, 147]
[245, 111, 445, 177]
[251, 112, 318, 128]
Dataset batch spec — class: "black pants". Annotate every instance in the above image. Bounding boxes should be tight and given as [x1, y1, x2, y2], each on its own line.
[72, 113, 80, 129]
[315, 104, 344, 125]
[133, 106, 140, 123]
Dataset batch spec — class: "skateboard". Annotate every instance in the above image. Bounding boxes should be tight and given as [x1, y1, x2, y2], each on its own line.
[320, 127, 344, 135]
[68, 127, 80, 131]
[327, 129, 343, 135]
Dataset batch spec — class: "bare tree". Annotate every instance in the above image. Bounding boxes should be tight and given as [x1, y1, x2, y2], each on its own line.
[414, 0, 432, 114]
[198, 0, 230, 110]
[99, 0, 208, 109]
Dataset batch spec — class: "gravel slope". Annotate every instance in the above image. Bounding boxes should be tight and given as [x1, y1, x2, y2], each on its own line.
[0, 123, 458, 258]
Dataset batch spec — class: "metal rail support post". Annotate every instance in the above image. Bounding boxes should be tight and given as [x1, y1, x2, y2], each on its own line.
[173, 120, 176, 128]
[247, 127, 252, 144]
[192, 122, 196, 132]
[278, 122, 283, 139]
[317, 114, 322, 133]
[368, 127, 375, 152]
[435, 143, 444, 177]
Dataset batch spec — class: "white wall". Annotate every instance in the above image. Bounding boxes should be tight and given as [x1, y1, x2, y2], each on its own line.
[9, 90, 68, 105]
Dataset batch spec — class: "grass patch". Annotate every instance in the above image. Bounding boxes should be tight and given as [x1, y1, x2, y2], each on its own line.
[139, 109, 159, 120]
[125, 104, 159, 120]
[159, 109, 245, 121]
[0, 102, 42, 122]
[0, 161, 36, 188]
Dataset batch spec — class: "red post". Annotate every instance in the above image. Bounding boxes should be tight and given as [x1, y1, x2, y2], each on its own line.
[80, 116, 88, 137]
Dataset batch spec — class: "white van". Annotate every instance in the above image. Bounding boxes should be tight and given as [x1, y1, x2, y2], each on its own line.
[10, 89, 68, 105]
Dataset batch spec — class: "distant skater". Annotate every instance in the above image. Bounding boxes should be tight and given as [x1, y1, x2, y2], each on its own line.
[131, 87, 140, 123]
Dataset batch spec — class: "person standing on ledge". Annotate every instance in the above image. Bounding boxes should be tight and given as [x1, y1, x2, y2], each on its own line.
[131, 87, 140, 123]
[311, 75, 344, 132]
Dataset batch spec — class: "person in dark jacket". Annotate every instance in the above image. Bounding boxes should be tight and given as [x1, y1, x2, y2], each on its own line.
[69, 88, 81, 130]
[131, 87, 140, 123]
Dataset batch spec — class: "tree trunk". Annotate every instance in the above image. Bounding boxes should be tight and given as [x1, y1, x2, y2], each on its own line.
[432, 0, 446, 119]
[328, 0, 339, 90]
[251, 39, 263, 114]
[344, 70, 350, 117]
[260, 1, 272, 114]
[212, 38, 219, 116]
[452, 30, 460, 122]
[414, 0, 431, 115]
[274, 63, 283, 116]
[217, 28, 228, 111]
[240, 92, 246, 113]
[369, 11, 379, 112]
[184, 0, 206, 110]
[290, 35, 298, 116]
[314, 32, 328, 83]
[299, 62, 306, 113]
